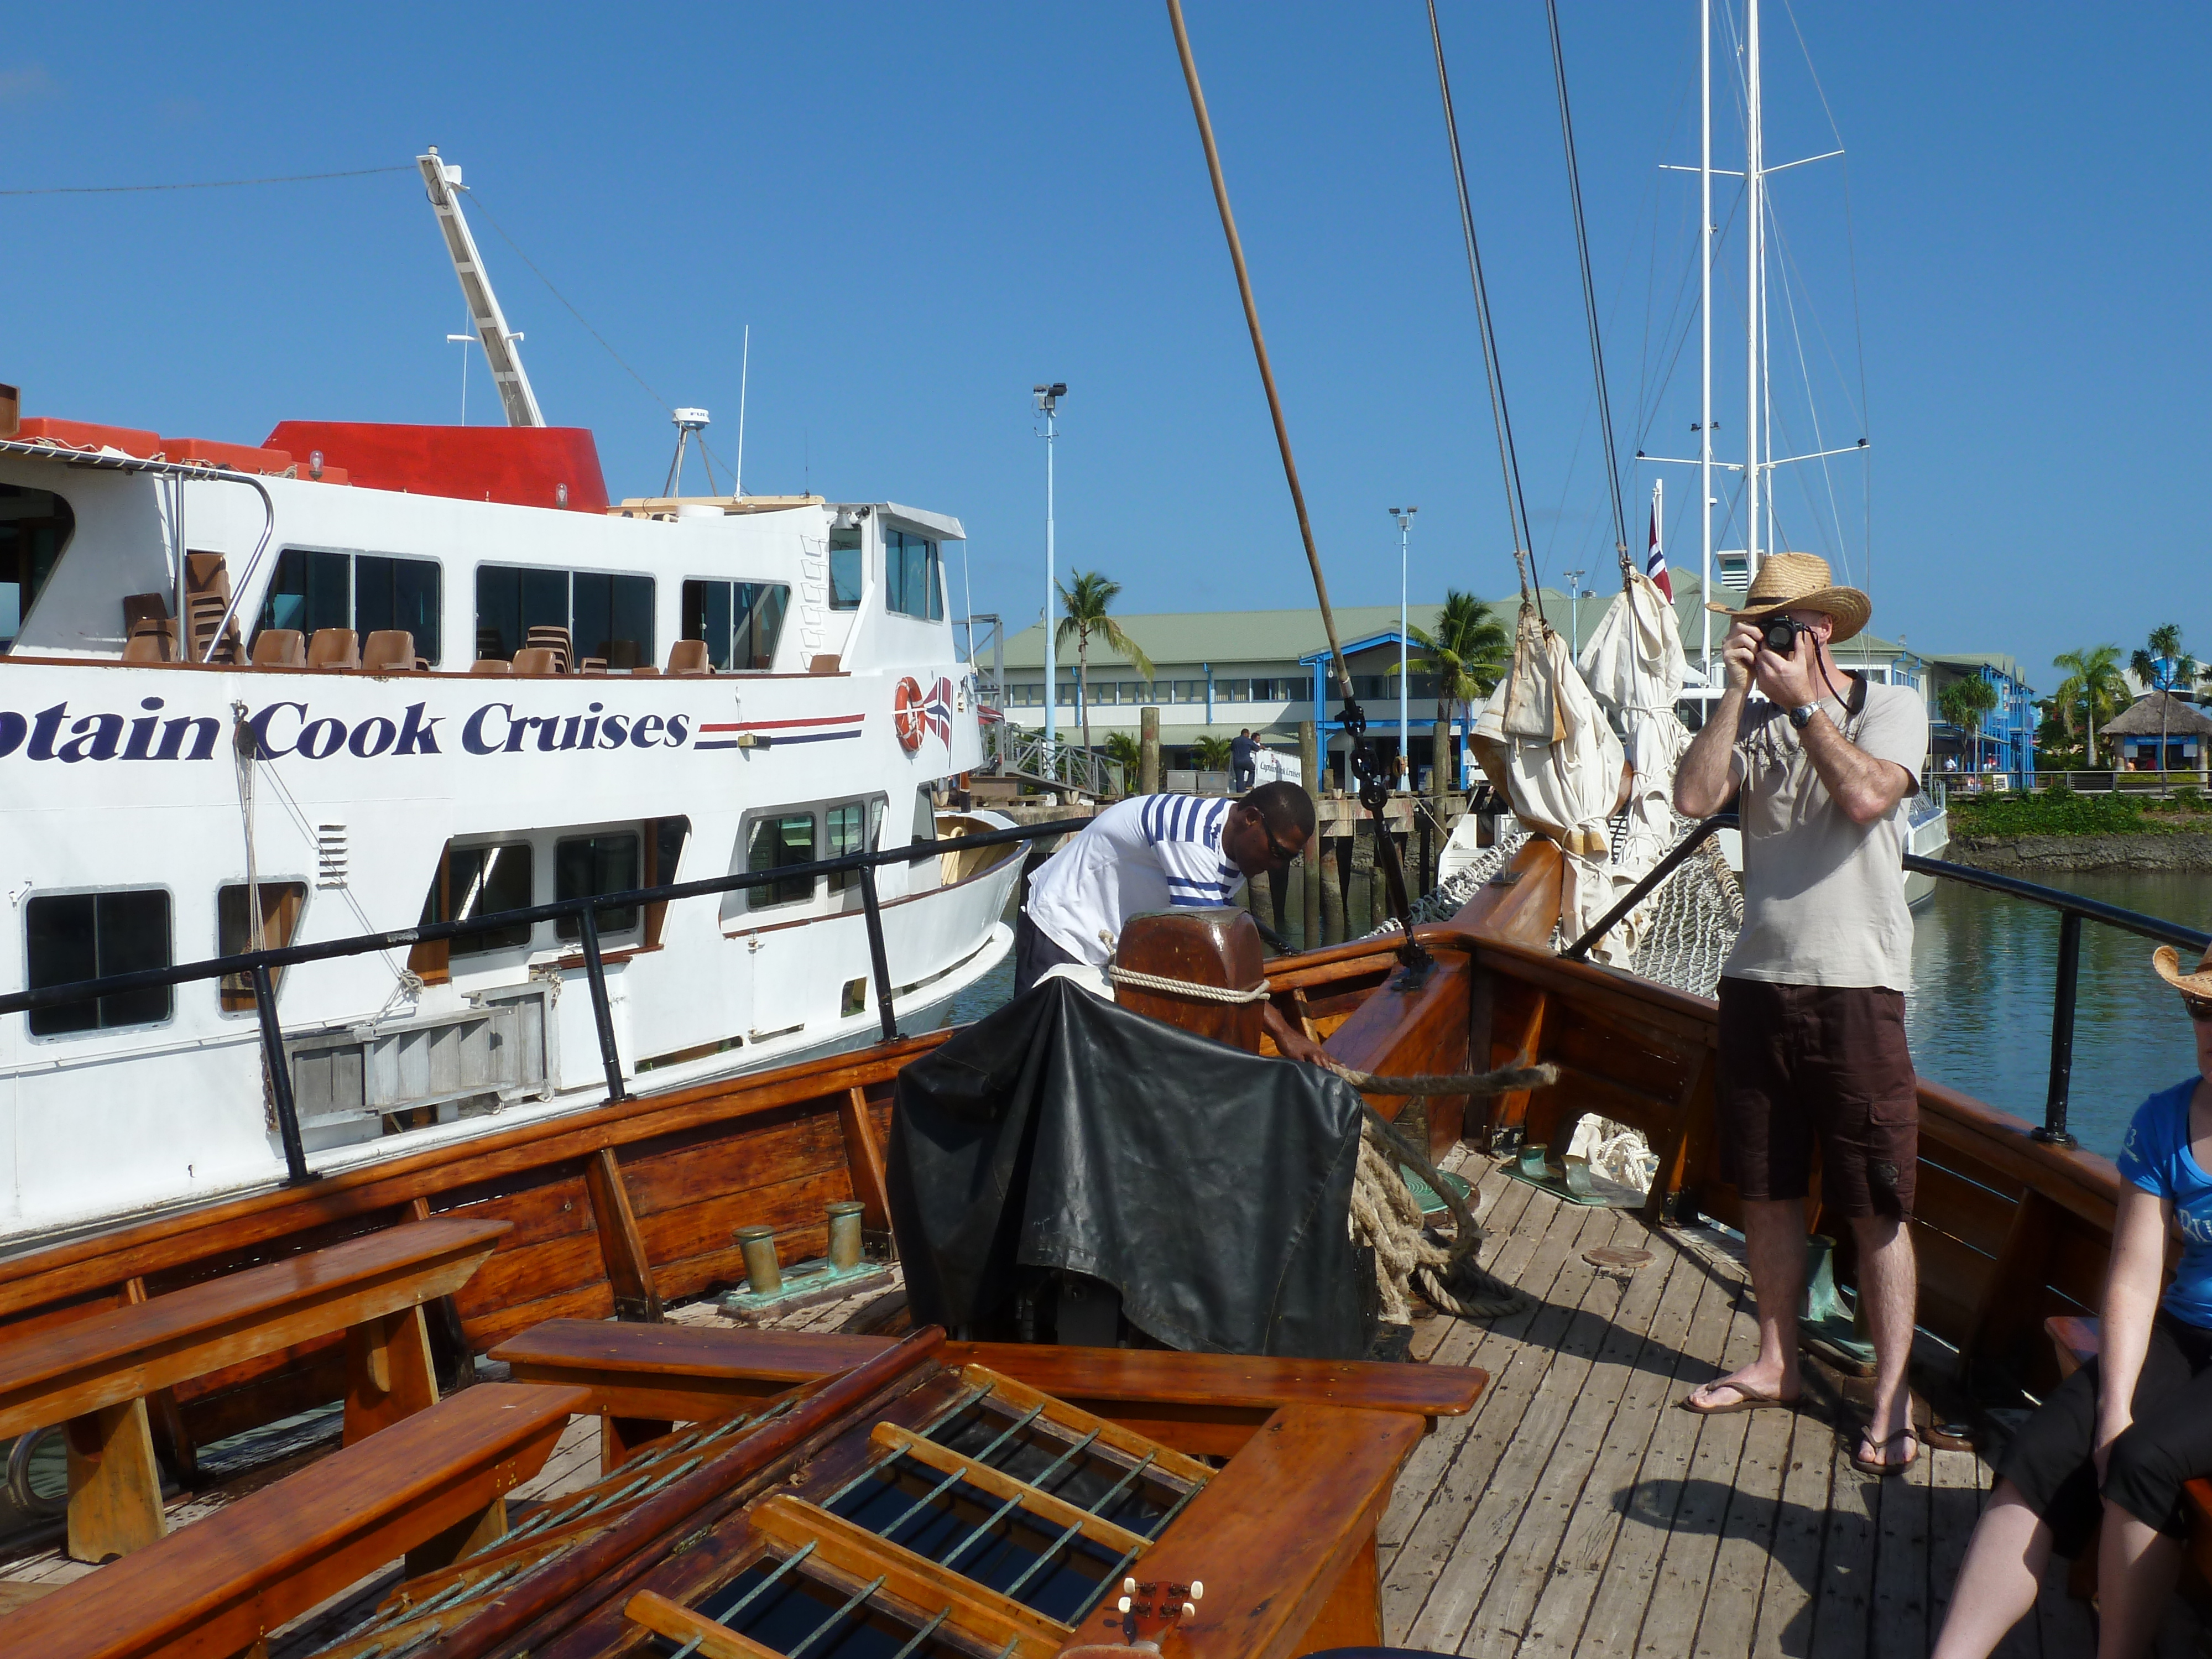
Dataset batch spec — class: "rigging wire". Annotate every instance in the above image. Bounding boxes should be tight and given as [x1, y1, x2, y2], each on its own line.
[1542, 0, 1630, 578]
[0, 164, 412, 197]
[1423, 0, 1538, 613]
[461, 185, 740, 489]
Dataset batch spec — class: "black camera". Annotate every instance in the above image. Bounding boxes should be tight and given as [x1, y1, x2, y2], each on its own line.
[1760, 615, 1809, 655]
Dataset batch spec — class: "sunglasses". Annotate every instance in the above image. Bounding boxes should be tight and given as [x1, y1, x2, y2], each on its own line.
[2189, 994, 2212, 1025]
[1261, 829, 1301, 868]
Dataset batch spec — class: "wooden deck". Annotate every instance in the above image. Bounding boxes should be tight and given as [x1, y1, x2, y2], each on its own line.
[2, 1161, 2203, 1656]
[1379, 1155, 2205, 1659]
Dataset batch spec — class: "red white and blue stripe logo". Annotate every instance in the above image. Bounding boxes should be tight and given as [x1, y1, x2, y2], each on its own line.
[696, 712, 866, 751]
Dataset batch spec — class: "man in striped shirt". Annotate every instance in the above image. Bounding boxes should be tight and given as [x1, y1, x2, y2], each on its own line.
[1016, 782, 1324, 1062]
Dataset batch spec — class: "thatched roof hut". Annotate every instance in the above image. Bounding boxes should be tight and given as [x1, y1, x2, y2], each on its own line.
[2102, 692, 2212, 774]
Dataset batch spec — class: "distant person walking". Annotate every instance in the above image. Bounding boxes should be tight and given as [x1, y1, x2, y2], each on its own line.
[1230, 729, 1258, 793]
[1672, 553, 1931, 1476]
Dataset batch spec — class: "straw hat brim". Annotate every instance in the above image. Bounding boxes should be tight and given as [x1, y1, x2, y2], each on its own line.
[1705, 586, 1872, 643]
[2152, 944, 2212, 999]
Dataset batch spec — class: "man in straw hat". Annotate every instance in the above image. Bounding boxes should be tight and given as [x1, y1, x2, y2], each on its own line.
[1673, 552, 1930, 1475]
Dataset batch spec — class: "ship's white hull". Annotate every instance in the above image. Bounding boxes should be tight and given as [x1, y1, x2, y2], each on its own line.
[0, 446, 1006, 1241]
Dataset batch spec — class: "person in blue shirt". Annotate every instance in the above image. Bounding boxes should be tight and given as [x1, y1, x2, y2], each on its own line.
[1933, 938, 2212, 1659]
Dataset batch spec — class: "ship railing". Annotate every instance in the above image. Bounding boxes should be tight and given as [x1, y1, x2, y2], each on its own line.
[0, 815, 1094, 1187]
[978, 720, 1126, 797]
[1566, 814, 2211, 1150]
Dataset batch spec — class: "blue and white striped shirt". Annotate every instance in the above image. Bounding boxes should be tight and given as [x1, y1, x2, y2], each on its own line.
[1025, 794, 1248, 968]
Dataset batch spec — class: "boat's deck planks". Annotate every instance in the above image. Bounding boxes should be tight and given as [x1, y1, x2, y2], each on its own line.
[1380, 1157, 2203, 1659]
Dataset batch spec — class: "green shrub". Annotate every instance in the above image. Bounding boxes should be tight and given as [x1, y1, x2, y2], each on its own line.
[1948, 787, 2166, 837]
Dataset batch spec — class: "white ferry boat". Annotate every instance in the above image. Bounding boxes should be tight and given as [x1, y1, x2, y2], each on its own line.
[0, 156, 1019, 1241]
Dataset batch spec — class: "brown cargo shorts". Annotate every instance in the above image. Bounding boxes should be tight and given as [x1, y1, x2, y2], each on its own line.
[1715, 978, 1919, 1218]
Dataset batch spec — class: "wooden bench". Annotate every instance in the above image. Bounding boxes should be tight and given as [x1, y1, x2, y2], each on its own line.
[488, 1318, 1489, 1463]
[2046, 1315, 2212, 1584]
[0, 1216, 508, 1563]
[0, 1380, 586, 1659]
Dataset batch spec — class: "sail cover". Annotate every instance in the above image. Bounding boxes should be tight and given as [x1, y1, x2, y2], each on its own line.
[1571, 571, 1693, 963]
[888, 977, 1368, 1358]
[1470, 606, 1627, 953]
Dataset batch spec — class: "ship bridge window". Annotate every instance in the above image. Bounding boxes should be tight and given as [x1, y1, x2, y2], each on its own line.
[257, 549, 442, 664]
[0, 484, 75, 653]
[681, 579, 790, 671]
[884, 529, 944, 622]
[555, 832, 641, 941]
[828, 528, 863, 612]
[25, 889, 171, 1037]
[823, 796, 886, 895]
[475, 566, 654, 667]
[217, 881, 307, 1012]
[745, 811, 817, 909]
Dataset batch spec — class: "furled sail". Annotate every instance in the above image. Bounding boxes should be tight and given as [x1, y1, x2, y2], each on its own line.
[1569, 570, 1694, 964]
[1469, 606, 1627, 954]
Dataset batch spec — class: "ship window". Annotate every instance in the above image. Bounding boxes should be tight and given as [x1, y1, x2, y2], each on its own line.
[216, 881, 307, 1012]
[555, 832, 641, 940]
[424, 842, 535, 958]
[884, 529, 943, 621]
[474, 566, 653, 667]
[25, 890, 171, 1037]
[825, 801, 869, 894]
[828, 528, 863, 612]
[0, 484, 75, 653]
[258, 549, 442, 664]
[746, 812, 817, 909]
[682, 579, 790, 671]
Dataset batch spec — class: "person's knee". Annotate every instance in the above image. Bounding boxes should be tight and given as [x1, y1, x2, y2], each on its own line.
[1850, 1211, 1906, 1253]
[2104, 1425, 2185, 1521]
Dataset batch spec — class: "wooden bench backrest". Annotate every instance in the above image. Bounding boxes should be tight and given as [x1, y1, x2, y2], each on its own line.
[0, 1381, 586, 1659]
[0, 1217, 509, 1438]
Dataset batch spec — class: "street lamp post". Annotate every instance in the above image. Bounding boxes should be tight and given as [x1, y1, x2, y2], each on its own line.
[1034, 383, 1066, 757]
[1389, 507, 1417, 790]
[1563, 567, 1587, 654]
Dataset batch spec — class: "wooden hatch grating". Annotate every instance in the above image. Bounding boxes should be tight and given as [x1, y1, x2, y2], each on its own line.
[300, 1364, 1211, 1659]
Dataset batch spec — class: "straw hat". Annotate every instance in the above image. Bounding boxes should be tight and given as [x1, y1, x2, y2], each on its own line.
[2152, 941, 2212, 999]
[1707, 551, 1872, 643]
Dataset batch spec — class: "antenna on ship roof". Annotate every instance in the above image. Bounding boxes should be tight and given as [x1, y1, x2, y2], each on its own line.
[418, 147, 545, 427]
[665, 408, 715, 497]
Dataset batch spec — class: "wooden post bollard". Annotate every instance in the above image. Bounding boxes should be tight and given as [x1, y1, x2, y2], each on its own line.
[1140, 706, 1161, 795]
[1300, 719, 1323, 948]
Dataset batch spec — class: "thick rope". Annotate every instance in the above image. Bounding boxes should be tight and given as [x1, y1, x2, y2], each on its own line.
[1352, 1115, 1525, 1322]
[1104, 967, 1274, 1005]
[1319, 1055, 1558, 1099]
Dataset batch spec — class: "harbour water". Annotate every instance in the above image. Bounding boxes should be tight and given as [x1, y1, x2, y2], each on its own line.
[1906, 867, 2205, 1158]
[954, 859, 2205, 1160]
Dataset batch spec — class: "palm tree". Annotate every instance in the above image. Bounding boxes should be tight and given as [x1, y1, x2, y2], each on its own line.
[1101, 730, 1141, 794]
[1938, 676, 1999, 774]
[1192, 733, 1235, 773]
[1055, 571, 1155, 761]
[2131, 624, 2198, 775]
[2051, 644, 2127, 769]
[1400, 590, 1510, 801]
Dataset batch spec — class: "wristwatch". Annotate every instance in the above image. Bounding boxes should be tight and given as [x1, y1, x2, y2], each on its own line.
[1788, 703, 1819, 731]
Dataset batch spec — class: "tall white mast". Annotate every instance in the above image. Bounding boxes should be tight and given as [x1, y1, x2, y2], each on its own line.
[1743, 0, 1762, 578]
[418, 148, 545, 429]
[1699, 0, 1713, 679]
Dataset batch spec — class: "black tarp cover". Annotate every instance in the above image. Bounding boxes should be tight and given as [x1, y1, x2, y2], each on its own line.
[888, 977, 1367, 1358]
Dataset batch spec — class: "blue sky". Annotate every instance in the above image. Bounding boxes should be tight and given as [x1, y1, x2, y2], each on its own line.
[4, 3, 2206, 685]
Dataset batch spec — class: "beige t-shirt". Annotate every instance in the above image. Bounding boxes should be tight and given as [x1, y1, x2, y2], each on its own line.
[1720, 677, 1929, 991]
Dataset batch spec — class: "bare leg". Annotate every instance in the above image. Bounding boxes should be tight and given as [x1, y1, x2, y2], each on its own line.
[1929, 1481, 2049, 1659]
[1851, 1212, 1918, 1463]
[2094, 1501, 2183, 1659]
[1686, 1197, 1804, 1408]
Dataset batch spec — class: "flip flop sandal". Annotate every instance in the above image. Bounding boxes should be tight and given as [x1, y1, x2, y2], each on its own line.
[1681, 1380, 1800, 1416]
[1852, 1426, 1919, 1477]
